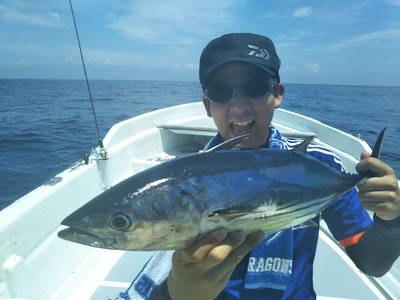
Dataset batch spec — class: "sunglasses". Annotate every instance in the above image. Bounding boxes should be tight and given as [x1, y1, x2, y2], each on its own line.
[205, 77, 274, 103]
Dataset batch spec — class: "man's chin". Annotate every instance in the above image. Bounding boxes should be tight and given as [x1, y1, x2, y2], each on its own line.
[237, 141, 261, 149]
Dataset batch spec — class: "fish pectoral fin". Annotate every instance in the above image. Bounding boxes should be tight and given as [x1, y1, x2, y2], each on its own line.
[208, 208, 251, 221]
[208, 201, 274, 222]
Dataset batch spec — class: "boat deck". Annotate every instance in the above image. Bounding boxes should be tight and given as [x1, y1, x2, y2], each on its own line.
[54, 228, 383, 300]
[1, 104, 399, 300]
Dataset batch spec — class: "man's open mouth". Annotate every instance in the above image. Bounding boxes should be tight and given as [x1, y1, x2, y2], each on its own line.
[229, 120, 256, 136]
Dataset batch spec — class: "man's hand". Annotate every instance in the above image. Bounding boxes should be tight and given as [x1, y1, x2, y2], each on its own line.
[356, 152, 400, 221]
[167, 228, 264, 300]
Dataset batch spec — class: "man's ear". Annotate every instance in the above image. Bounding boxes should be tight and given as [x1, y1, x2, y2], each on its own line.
[274, 84, 285, 108]
[203, 96, 212, 117]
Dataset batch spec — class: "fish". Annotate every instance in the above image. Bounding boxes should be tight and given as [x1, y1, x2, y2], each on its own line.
[57, 128, 386, 251]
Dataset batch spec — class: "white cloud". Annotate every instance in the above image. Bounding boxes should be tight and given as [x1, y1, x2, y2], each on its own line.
[312, 2, 374, 25]
[275, 30, 325, 46]
[0, 59, 30, 66]
[108, 0, 240, 45]
[0, 40, 198, 71]
[303, 62, 321, 73]
[83, 49, 143, 66]
[280, 65, 298, 74]
[49, 12, 61, 20]
[0, 42, 53, 57]
[275, 41, 300, 50]
[386, 0, 400, 5]
[293, 7, 312, 18]
[262, 12, 285, 19]
[280, 60, 321, 75]
[180, 63, 199, 70]
[295, 30, 325, 37]
[326, 28, 400, 51]
[0, 2, 65, 28]
[70, 47, 197, 70]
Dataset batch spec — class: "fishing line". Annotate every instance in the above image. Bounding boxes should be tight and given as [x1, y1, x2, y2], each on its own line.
[68, 0, 104, 149]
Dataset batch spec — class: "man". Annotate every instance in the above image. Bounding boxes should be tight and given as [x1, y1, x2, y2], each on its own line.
[131, 33, 400, 300]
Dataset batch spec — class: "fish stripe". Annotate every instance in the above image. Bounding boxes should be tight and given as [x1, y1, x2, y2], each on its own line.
[276, 195, 330, 213]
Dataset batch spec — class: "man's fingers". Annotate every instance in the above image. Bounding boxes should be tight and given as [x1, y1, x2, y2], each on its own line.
[362, 201, 393, 214]
[357, 176, 399, 192]
[175, 228, 228, 265]
[359, 191, 398, 204]
[356, 157, 394, 177]
[200, 230, 246, 269]
[360, 151, 371, 160]
[210, 231, 264, 277]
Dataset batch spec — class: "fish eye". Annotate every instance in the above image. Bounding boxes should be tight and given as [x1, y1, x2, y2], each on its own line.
[109, 213, 131, 231]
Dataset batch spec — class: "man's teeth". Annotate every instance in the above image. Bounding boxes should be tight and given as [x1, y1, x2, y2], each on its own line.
[232, 120, 253, 126]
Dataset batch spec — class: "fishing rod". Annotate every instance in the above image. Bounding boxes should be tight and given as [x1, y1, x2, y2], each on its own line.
[68, 0, 107, 161]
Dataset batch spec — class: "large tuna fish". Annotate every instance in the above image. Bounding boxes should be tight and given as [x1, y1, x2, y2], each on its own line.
[58, 129, 386, 251]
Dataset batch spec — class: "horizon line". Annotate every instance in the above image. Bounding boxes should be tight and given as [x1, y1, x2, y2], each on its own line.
[0, 77, 399, 89]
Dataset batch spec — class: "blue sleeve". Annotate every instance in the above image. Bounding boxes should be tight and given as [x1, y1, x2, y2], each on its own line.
[307, 146, 373, 241]
[322, 188, 373, 241]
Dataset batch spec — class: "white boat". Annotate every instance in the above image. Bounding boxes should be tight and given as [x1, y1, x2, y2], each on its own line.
[0, 102, 399, 300]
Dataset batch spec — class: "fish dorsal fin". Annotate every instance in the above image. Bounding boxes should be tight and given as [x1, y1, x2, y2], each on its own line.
[205, 134, 252, 153]
[292, 135, 315, 154]
[371, 127, 387, 159]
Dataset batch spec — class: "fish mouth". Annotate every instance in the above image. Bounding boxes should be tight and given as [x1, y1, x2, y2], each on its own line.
[57, 227, 117, 249]
[229, 119, 256, 137]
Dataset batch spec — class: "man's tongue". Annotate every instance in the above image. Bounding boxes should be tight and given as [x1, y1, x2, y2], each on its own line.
[230, 121, 254, 136]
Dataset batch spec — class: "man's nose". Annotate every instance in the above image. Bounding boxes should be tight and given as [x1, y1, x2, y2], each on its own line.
[228, 92, 252, 113]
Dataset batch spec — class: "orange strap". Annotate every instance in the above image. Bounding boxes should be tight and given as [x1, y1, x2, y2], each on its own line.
[340, 231, 366, 247]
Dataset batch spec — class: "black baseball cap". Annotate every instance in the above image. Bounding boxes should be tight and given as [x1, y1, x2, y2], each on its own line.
[199, 33, 281, 90]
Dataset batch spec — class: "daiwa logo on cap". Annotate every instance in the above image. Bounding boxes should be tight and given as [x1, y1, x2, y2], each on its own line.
[248, 44, 271, 61]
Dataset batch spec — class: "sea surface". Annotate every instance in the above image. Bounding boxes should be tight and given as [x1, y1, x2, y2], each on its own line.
[0, 79, 399, 210]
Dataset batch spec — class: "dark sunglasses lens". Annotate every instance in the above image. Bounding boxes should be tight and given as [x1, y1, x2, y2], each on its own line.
[242, 79, 271, 98]
[207, 84, 233, 103]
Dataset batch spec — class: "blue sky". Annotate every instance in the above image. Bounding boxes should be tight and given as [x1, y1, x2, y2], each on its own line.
[0, 0, 399, 86]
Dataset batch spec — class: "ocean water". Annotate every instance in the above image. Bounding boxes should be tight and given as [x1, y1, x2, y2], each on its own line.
[0, 79, 399, 210]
